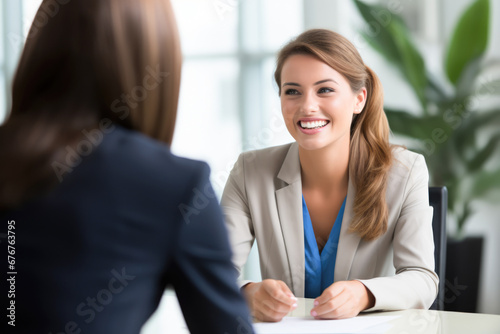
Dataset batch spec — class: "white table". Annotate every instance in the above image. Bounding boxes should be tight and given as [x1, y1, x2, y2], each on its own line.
[141, 290, 500, 334]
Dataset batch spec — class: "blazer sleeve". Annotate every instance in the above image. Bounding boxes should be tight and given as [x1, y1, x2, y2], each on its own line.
[170, 162, 254, 334]
[359, 154, 439, 311]
[220, 153, 256, 288]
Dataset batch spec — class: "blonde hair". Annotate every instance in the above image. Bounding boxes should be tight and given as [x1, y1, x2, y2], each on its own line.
[275, 29, 393, 240]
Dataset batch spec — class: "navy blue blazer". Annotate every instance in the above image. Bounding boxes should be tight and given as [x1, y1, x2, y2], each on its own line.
[1, 126, 254, 334]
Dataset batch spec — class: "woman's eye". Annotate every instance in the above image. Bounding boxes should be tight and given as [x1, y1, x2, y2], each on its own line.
[284, 89, 300, 95]
[318, 87, 334, 94]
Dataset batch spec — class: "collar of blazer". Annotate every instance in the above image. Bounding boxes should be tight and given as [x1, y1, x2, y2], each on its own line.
[274, 142, 362, 295]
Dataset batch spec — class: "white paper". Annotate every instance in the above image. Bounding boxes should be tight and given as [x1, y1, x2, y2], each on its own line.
[254, 315, 400, 334]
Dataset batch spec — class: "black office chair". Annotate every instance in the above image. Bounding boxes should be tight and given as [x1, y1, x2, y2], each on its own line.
[429, 186, 447, 310]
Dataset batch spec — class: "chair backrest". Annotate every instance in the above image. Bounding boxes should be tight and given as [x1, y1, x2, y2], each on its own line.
[429, 186, 447, 310]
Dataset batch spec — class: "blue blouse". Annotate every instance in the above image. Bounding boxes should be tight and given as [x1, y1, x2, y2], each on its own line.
[302, 195, 347, 298]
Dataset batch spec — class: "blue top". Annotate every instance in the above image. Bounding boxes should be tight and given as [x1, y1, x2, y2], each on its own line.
[303, 195, 347, 298]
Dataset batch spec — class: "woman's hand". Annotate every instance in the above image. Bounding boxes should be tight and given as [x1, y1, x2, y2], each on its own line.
[243, 279, 298, 322]
[310, 280, 375, 319]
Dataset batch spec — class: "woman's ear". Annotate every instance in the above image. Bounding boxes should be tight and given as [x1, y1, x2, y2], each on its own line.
[353, 87, 367, 114]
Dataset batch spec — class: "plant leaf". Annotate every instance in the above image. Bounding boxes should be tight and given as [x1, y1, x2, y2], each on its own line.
[464, 108, 500, 129]
[354, 0, 402, 63]
[466, 133, 500, 173]
[455, 57, 483, 99]
[354, 0, 428, 110]
[474, 77, 500, 97]
[470, 168, 500, 199]
[426, 73, 451, 103]
[445, 0, 490, 85]
[385, 108, 446, 140]
[388, 22, 428, 109]
[457, 108, 500, 150]
[456, 202, 473, 236]
[385, 108, 451, 156]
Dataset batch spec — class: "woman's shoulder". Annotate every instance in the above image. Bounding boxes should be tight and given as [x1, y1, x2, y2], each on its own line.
[99, 125, 210, 180]
[235, 142, 297, 175]
[239, 142, 295, 160]
[391, 146, 426, 164]
[389, 146, 428, 180]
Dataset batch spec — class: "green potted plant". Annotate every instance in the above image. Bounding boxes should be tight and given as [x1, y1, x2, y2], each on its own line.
[354, 0, 500, 312]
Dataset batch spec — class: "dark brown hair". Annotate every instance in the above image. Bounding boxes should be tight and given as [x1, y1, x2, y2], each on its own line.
[0, 0, 182, 210]
[275, 29, 393, 240]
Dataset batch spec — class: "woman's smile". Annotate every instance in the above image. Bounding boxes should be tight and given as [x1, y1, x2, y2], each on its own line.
[297, 118, 331, 134]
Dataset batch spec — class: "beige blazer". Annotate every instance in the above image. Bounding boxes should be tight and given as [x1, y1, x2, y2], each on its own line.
[221, 142, 439, 311]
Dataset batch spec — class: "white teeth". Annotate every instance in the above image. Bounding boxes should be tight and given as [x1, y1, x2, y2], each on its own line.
[300, 120, 328, 129]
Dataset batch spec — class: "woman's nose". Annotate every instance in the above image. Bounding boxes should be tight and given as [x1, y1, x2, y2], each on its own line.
[300, 92, 319, 114]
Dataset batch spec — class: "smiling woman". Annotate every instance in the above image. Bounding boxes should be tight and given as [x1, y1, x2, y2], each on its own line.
[221, 29, 438, 323]
[279, 54, 365, 153]
[274, 30, 392, 242]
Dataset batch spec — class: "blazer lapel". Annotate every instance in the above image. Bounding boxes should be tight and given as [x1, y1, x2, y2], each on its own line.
[334, 178, 361, 281]
[274, 143, 362, 293]
[275, 143, 305, 297]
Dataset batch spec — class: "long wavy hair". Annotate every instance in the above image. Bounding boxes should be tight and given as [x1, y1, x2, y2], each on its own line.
[274, 29, 393, 240]
[0, 0, 182, 210]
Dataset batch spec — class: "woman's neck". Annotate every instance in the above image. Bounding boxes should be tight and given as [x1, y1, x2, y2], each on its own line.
[299, 141, 350, 194]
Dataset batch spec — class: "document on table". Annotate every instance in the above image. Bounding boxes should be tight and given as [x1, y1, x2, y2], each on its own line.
[253, 315, 400, 334]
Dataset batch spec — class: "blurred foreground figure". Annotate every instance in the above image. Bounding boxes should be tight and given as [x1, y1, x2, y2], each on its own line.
[0, 1, 254, 333]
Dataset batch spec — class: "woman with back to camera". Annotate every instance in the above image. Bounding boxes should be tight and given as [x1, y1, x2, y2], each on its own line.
[221, 29, 438, 322]
[0, 0, 254, 333]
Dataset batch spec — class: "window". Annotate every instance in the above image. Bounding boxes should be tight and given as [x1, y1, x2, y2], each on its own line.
[171, 0, 301, 197]
[22, 0, 43, 37]
[0, 0, 42, 123]
[0, 1, 5, 121]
